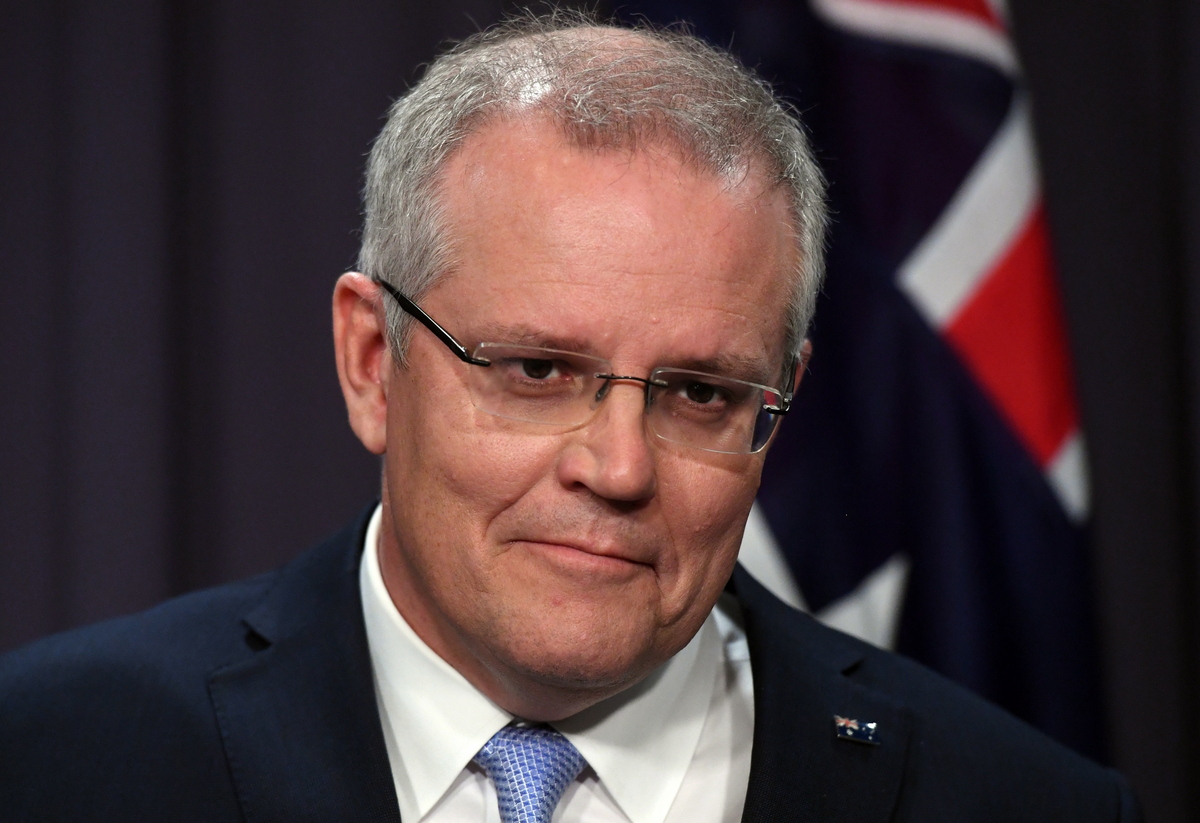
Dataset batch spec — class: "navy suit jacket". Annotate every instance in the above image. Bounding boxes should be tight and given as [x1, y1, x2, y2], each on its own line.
[0, 505, 1139, 822]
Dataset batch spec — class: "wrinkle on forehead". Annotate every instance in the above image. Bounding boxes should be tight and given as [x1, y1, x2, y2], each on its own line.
[445, 113, 789, 227]
[430, 117, 797, 368]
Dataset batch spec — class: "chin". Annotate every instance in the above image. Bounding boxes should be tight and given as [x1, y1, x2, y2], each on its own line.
[530, 654, 648, 694]
[498, 622, 662, 693]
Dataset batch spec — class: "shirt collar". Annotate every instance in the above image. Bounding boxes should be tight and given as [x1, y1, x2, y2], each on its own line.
[556, 612, 720, 823]
[361, 504, 723, 823]
[361, 506, 512, 822]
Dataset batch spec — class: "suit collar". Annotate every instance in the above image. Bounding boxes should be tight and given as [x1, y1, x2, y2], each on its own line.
[207, 504, 403, 823]
[732, 565, 912, 823]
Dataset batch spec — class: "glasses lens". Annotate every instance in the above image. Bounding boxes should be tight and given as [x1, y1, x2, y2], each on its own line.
[750, 388, 786, 452]
[468, 344, 608, 425]
[647, 369, 784, 454]
[464, 346, 785, 452]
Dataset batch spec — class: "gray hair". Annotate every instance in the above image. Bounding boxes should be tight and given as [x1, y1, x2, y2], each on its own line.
[358, 9, 827, 366]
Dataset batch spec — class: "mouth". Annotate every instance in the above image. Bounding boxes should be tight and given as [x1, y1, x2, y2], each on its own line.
[513, 538, 654, 578]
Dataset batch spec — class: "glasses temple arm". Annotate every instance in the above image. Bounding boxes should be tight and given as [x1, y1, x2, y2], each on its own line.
[373, 278, 491, 367]
[765, 355, 800, 415]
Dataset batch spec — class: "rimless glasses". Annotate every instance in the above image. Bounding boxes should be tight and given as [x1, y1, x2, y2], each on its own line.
[375, 278, 795, 455]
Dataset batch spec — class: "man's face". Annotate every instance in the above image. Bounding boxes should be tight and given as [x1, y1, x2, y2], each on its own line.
[376, 118, 797, 717]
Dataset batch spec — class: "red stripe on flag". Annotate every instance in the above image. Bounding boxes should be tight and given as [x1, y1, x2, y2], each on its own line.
[944, 205, 1078, 466]
[856, 0, 1004, 29]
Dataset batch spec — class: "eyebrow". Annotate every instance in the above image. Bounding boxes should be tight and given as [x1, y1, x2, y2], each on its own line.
[473, 323, 779, 386]
[472, 323, 604, 358]
[667, 352, 777, 386]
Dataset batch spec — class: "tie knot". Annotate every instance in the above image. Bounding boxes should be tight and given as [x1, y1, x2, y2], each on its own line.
[475, 724, 587, 823]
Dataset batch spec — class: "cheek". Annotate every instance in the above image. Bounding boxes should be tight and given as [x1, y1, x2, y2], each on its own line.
[441, 433, 561, 525]
[388, 385, 562, 551]
[658, 456, 761, 595]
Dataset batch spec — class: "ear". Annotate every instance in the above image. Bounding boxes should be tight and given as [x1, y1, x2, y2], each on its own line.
[793, 339, 813, 393]
[333, 272, 390, 455]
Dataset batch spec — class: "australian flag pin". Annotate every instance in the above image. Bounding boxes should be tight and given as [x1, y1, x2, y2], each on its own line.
[834, 715, 880, 746]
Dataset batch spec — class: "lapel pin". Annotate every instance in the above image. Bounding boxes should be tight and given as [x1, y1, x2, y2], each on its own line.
[834, 715, 880, 746]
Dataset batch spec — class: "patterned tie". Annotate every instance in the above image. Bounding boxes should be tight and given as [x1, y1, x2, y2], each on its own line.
[474, 724, 587, 823]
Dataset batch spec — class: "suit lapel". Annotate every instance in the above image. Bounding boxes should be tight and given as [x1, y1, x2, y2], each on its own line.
[207, 508, 403, 823]
[734, 567, 912, 823]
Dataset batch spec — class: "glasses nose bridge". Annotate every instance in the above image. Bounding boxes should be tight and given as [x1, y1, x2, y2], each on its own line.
[592, 372, 662, 410]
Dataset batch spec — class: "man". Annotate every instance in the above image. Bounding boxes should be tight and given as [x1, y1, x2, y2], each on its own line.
[1, 12, 1138, 823]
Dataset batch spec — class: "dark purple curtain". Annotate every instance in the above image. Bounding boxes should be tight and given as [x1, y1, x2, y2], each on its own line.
[1015, 2, 1200, 820]
[1, 2, 1197, 820]
[0, 0, 512, 641]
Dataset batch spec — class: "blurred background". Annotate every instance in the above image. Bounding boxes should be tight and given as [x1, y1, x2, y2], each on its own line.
[1, 1, 1197, 820]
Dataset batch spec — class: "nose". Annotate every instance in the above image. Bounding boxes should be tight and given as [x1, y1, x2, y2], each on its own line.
[555, 378, 657, 503]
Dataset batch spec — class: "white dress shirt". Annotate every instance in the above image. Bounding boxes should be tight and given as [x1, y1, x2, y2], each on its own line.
[359, 505, 755, 823]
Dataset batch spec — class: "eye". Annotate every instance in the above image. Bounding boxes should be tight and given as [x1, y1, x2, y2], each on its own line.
[685, 381, 720, 404]
[521, 359, 554, 380]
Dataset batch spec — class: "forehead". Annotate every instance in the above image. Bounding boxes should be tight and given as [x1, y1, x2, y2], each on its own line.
[429, 118, 798, 375]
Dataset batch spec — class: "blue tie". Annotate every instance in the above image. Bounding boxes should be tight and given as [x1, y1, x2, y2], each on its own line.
[475, 724, 587, 823]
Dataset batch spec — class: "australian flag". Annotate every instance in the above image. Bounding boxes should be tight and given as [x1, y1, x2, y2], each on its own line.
[622, 0, 1105, 759]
